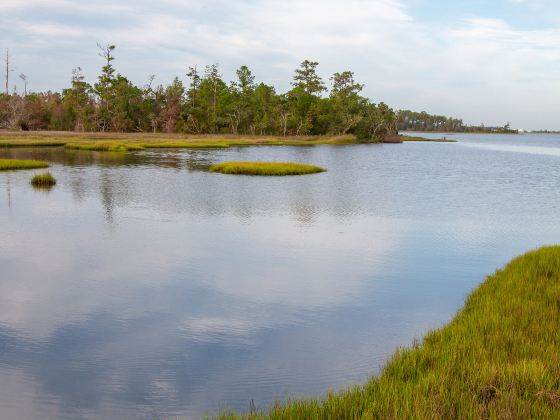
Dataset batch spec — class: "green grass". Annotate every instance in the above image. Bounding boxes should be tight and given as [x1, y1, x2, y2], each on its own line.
[141, 141, 231, 149]
[30, 172, 56, 187]
[0, 158, 50, 170]
[0, 132, 425, 150]
[0, 132, 361, 149]
[64, 142, 145, 152]
[0, 132, 458, 151]
[220, 246, 560, 419]
[0, 141, 66, 147]
[209, 162, 326, 176]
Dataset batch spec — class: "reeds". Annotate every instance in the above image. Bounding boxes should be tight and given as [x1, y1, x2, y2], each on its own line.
[0, 158, 49, 170]
[0, 141, 66, 147]
[64, 142, 145, 152]
[30, 172, 56, 187]
[209, 161, 326, 176]
[141, 142, 231, 148]
[0, 133, 359, 150]
[222, 246, 560, 419]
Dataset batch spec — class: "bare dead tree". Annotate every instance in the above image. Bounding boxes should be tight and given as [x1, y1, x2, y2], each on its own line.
[279, 112, 290, 137]
[146, 74, 156, 90]
[5, 49, 14, 95]
[228, 109, 241, 134]
[7, 95, 26, 128]
[19, 73, 27, 96]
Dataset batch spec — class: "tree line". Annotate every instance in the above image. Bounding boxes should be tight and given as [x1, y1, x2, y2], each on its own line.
[397, 109, 516, 133]
[1, 45, 512, 139]
[0, 45, 400, 142]
[397, 110, 464, 132]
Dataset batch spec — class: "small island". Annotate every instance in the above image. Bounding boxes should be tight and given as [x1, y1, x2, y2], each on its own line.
[0, 158, 49, 171]
[209, 161, 326, 176]
[31, 172, 57, 187]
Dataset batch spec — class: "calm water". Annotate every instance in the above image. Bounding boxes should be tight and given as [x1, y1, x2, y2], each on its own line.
[1, 133, 560, 418]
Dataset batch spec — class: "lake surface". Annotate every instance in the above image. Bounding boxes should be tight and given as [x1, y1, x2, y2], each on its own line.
[1, 133, 560, 419]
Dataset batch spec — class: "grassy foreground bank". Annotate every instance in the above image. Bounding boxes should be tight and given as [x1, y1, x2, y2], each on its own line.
[221, 246, 560, 419]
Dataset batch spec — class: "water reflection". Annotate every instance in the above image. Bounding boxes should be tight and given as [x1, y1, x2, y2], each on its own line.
[1, 136, 560, 418]
[4, 172, 12, 209]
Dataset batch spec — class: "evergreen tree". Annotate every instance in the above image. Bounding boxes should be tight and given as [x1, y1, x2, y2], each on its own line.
[94, 44, 116, 131]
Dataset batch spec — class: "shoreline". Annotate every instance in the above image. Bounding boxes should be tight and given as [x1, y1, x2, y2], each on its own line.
[401, 130, 520, 135]
[221, 246, 560, 419]
[0, 131, 453, 148]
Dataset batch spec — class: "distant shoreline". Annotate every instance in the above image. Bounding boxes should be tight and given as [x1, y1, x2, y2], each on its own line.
[401, 130, 520, 135]
[0, 131, 456, 148]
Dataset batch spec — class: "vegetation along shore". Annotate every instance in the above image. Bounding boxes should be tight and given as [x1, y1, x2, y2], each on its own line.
[220, 246, 560, 419]
[0, 131, 452, 150]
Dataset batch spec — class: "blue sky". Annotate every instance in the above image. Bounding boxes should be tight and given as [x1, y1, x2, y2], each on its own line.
[1, 0, 560, 129]
[410, 0, 559, 29]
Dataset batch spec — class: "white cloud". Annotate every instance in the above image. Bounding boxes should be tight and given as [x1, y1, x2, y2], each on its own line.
[432, 18, 560, 127]
[23, 22, 87, 38]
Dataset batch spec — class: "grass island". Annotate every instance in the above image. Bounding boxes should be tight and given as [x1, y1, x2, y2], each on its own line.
[64, 142, 145, 152]
[30, 172, 57, 187]
[0, 158, 50, 171]
[209, 162, 326, 176]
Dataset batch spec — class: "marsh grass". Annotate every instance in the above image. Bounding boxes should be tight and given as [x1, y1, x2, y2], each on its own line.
[0, 132, 358, 149]
[0, 132, 454, 151]
[0, 141, 66, 147]
[210, 162, 326, 176]
[141, 142, 231, 149]
[0, 158, 49, 170]
[220, 246, 560, 419]
[30, 172, 56, 187]
[65, 142, 145, 152]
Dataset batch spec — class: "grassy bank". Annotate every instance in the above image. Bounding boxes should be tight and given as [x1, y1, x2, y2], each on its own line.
[0, 132, 463, 149]
[65, 142, 145, 152]
[141, 141, 230, 149]
[0, 158, 50, 170]
[210, 162, 326, 176]
[0, 141, 67, 148]
[221, 246, 560, 419]
[0, 132, 358, 149]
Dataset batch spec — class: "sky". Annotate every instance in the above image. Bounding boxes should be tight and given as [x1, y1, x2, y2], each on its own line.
[1, 0, 560, 130]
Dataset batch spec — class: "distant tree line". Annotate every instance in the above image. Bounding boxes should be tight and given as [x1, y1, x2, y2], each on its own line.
[397, 110, 464, 132]
[397, 109, 516, 133]
[0, 45, 401, 142]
